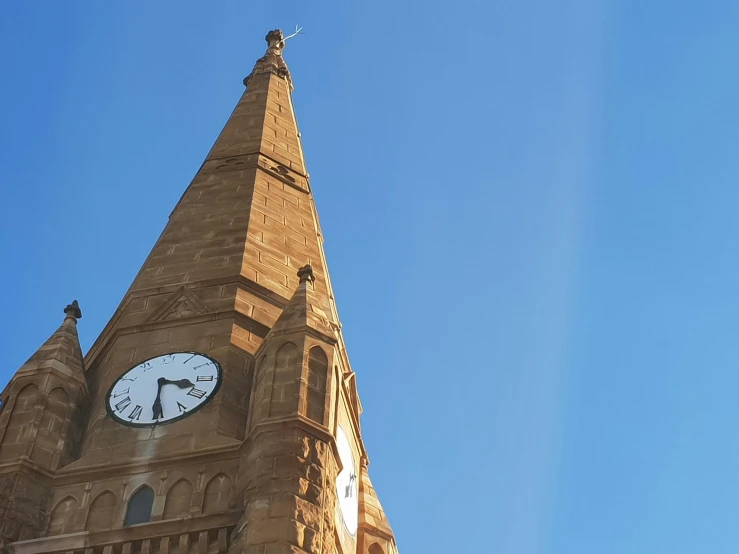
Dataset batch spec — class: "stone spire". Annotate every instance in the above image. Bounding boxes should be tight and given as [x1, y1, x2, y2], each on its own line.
[77, 25, 338, 456]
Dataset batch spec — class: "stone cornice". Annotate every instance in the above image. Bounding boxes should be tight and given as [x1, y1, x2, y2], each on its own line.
[0, 458, 54, 480]
[246, 416, 343, 472]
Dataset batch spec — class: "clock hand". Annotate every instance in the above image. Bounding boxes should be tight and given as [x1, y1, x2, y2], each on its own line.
[345, 473, 357, 498]
[151, 378, 197, 420]
[163, 378, 194, 389]
[152, 377, 166, 419]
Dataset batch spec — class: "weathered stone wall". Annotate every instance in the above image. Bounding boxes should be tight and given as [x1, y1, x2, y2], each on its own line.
[231, 428, 338, 553]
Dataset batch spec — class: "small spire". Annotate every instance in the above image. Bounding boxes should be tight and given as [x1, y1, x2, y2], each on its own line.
[16, 300, 86, 380]
[297, 265, 315, 284]
[64, 300, 82, 322]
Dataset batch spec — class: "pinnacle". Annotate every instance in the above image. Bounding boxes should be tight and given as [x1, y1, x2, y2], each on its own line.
[17, 300, 86, 380]
[265, 266, 335, 341]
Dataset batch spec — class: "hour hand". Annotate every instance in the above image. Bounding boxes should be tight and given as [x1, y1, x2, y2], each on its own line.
[152, 398, 163, 420]
[152, 377, 166, 419]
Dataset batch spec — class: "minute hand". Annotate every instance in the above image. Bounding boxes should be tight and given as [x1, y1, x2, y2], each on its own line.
[163, 378, 194, 389]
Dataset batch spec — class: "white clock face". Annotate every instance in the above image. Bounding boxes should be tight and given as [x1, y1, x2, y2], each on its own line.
[106, 352, 222, 427]
[336, 425, 359, 536]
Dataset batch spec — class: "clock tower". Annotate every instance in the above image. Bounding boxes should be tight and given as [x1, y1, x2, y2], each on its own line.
[0, 30, 399, 554]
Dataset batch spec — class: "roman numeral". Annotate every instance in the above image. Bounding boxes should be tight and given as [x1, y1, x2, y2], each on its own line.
[193, 362, 212, 371]
[187, 388, 206, 399]
[161, 354, 176, 364]
[196, 375, 214, 382]
[139, 362, 152, 372]
[128, 405, 143, 421]
[121, 377, 137, 383]
[183, 354, 196, 363]
[177, 402, 188, 413]
[115, 397, 132, 412]
[113, 388, 130, 398]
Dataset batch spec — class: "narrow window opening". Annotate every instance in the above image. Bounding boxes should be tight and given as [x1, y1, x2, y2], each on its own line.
[124, 486, 154, 526]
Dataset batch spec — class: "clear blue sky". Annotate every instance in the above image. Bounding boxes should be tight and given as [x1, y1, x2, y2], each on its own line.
[2, 1, 738, 552]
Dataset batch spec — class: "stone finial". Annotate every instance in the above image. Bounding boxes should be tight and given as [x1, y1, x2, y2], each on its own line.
[244, 28, 293, 90]
[297, 265, 316, 284]
[64, 300, 82, 321]
[265, 29, 286, 52]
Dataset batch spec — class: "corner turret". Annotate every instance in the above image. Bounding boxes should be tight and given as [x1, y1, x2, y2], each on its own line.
[0, 301, 89, 546]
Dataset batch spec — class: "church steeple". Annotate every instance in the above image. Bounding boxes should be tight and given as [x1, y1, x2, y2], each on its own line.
[79, 28, 337, 454]
[2, 29, 398, 554]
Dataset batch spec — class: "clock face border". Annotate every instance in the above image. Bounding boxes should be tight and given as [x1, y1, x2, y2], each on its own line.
[104, 351, 223, 428]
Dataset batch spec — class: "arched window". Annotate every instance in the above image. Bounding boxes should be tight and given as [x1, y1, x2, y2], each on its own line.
[269, 342, 299, 418]
[162, 479, 193, 519]
[124, 486, 155, 526]
[85, 491, 116, 531]
[202, 473, 232, 514]
[369, 544, 386, 554]
[305, 346, 328, 424]
[48, 496, 78, 535]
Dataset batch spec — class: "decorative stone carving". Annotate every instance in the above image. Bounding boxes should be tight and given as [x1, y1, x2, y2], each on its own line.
[244, 29, 293, 90]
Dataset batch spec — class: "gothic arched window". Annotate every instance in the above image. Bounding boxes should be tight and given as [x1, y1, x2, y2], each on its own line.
[124, 486, 155, 526]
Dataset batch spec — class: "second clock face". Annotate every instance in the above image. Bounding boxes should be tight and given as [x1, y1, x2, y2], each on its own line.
[106, 352, 222, 427]
[336, 425, 359, 536]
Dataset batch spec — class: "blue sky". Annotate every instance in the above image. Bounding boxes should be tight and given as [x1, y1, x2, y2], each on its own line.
[2, 1, 739, 552]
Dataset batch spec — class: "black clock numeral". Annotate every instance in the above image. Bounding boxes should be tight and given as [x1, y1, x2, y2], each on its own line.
[113, 388, 130, 398]
[161, 354, 176, 364]
[139, 362, 152, 372]
[177, 402, 188, 413]
[183, 354, 196, 363]
[128, 405, 143, 421]
[187, 388, 207, 399]
[121, 377, 137, 383]
[193, 362, 212, 371]
[115, 397, 132, 413]
[196, 375, 214, 382]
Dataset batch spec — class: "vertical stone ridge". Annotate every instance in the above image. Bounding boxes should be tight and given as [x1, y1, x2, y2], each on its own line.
[358, 461, 396, 542]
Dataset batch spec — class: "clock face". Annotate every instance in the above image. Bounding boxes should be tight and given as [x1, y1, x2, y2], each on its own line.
[336, 425, 359, 536]
[106, 352, 222, 427]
